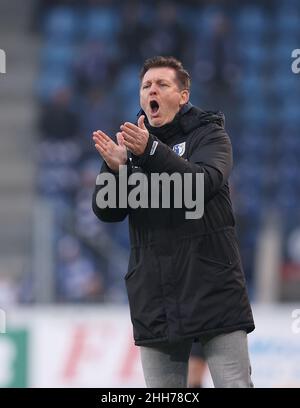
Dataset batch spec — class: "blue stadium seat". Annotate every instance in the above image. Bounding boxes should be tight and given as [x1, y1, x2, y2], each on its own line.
[236, 6, 269, 34]
[193, 6, 225, 36]
[238, 73, 265, 100]
[239, 43, 266, 62]
[83, 8, 120, 41]
[278, 129, 300, 156]
[234, 160, 265, 188]
[240, 103, 268, 125]
[274, 160, 300, 200]
[44, 7, 78, 42]
[236, 79, 267, 105]
[41, 42, 76, 71]
[114, 64, 140, 99]
[237, 129, 269, 159]
[271, 73, 298, 97]
[277, 158, 300, 181]
[177, 5, 202, 33]
[276, 9, 300, 33]
[121, 97, 140, 123]
[236, 184, 264, 218]
[112, 64, 140, 121]
[37, 71, 73, 102]
[237, 30, 264, 46]
[274, 41, 300, 63]
[280, 102, 300, 123]
[274, 184, 299, 212]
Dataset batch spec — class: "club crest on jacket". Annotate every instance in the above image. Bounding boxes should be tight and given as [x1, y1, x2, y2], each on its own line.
[172, 142, 186, 156]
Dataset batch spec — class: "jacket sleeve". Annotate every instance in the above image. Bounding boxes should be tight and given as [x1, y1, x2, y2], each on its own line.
[92, 160, 129, 222]
[132, 125, 233, 203]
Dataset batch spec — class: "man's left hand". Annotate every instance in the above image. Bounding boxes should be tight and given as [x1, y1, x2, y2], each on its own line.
[119, 115, 149, 156]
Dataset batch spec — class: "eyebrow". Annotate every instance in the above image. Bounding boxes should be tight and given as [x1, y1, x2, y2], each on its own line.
[142, 78, 171, 85]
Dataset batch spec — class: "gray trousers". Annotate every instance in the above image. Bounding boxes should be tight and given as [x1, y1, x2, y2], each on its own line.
[139, 330, 254, 388]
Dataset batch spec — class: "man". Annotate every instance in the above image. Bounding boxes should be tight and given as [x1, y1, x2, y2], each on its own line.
[92, 56, 255, 388]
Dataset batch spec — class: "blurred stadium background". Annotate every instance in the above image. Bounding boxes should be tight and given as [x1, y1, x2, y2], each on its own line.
[0, 0, 300, 387]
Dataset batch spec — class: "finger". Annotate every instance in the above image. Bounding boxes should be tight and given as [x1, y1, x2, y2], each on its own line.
[122, 131, 136, 143]
[93, 136, 107, 150]
[95, 143, 107, 158]
[94, 139, 108, 153]
[121, 122, 139, 131]
[93, 133, 108, 146]
[95, 143, 112, 162]
[123, 140, 136, 153]
[120, 126, 137, 138]
[138, 115, 146, 130]
[116, 132, 125, 147]
[96, 130, 111, 143]
[93, 134, 107, 146]
[94, 133, 108, 148]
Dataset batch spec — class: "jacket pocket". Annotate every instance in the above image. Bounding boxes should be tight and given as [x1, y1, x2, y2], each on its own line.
[192, 229, 240, 267]
[124, 247, 167, 341]
[195, 254, 237, 270]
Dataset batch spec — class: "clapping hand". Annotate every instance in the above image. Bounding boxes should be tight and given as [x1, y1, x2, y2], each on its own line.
[93, 130, 127, 173]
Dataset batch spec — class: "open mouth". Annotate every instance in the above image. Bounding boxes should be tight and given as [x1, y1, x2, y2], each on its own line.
[150, 100, 159, 115]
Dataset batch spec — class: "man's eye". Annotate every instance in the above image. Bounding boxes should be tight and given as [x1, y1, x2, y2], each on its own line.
[143, 85, 150, 89]
[161, 84, 168, 87]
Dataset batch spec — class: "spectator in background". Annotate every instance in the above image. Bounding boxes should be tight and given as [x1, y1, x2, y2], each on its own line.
[142, 1, 190, 63]
[74, 40, 118, 94]
[56, 235, 104, 302]
[39, 86, 79, 140]
[195, 12, 239, 86]
[78, 88, 119, 155]
[118, 1, 149, 65]
[74, 159, 106, 240]
[193, 12, 240, 112]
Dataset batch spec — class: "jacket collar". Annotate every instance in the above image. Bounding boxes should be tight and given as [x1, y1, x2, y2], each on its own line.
[136, 102, 225, 135]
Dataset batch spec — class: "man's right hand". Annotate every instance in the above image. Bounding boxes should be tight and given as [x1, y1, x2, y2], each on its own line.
[93, 130, 127, 172]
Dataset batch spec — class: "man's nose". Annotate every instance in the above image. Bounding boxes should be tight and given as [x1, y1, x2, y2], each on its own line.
[149, 85, 158, 94]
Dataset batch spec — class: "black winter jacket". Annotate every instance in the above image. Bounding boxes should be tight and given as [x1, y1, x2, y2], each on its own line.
[92, 103, 255, 346]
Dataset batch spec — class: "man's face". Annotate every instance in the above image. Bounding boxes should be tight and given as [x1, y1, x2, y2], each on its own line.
[140, 67, 189, 127]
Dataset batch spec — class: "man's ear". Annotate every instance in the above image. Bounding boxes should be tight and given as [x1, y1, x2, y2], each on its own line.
[180, 90, 189, 106]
